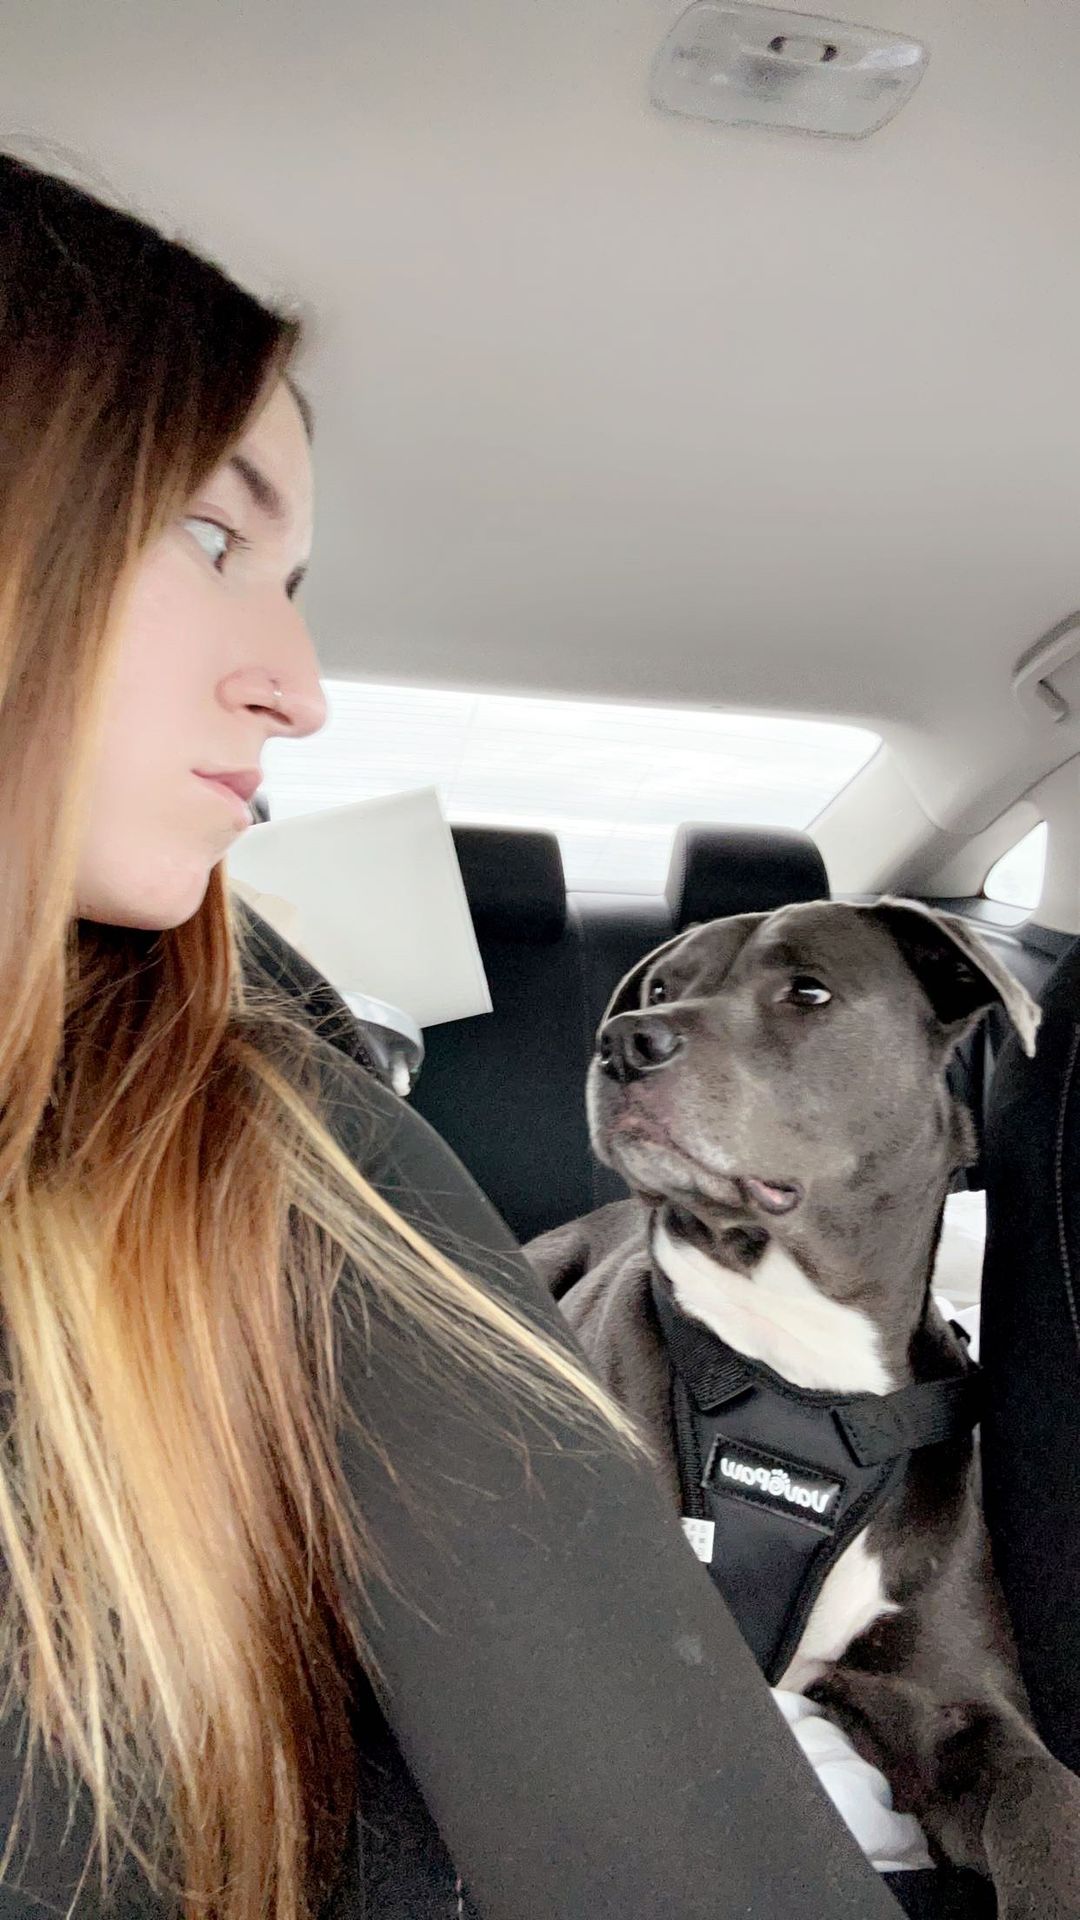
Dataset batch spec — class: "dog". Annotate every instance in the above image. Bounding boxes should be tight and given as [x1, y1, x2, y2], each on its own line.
[526, 898, 1080, 1918]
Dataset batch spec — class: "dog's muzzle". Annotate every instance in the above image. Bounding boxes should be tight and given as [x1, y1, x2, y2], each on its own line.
[598, 1015, 685, 1085]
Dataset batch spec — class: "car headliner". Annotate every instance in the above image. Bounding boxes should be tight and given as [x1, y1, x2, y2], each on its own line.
[5, 0, 1080, 887]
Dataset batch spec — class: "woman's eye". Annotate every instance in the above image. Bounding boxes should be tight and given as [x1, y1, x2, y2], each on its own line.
[782, 976, 832, 1009]
[648, 979, 668, 1005]
[183, 515, 242, 571]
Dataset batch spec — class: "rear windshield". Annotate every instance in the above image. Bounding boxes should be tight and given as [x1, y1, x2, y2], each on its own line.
[262, 681, 880, 895]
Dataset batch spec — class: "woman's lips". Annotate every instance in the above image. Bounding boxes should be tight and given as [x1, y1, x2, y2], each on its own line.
[193, 772, 255, 828]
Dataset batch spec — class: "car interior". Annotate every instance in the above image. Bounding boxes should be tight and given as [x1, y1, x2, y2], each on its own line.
[6, 2, 1080, 1913]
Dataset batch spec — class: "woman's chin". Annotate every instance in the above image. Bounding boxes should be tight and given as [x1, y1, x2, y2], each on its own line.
[76, 856, 214, 931]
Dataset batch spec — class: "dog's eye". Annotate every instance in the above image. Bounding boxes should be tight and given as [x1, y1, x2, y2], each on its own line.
[783, 976, 832, 1009]
[648, 979, 668, 1005]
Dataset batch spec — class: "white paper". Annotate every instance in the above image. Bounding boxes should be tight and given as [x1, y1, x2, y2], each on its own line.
[227, 787, 491, 1029]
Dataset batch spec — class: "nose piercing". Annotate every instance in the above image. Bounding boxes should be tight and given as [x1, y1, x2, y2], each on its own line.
[271, 682, 284, 704]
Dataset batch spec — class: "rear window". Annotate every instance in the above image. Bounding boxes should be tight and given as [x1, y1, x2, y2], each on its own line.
[263, 681, 879, 895]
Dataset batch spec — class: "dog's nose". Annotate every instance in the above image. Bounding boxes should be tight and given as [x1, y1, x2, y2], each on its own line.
[599, 1017, 684, 1083]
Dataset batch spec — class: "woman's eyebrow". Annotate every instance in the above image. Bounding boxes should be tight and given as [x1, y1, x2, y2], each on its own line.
[228, 452, 287, 524]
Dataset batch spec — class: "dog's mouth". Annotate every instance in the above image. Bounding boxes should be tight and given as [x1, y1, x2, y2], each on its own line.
[741, 1175, 803, 1217]
[604, 1109, 804, 1217]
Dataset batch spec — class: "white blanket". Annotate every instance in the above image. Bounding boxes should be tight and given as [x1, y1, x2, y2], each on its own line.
[772, 1689, 934, 1871]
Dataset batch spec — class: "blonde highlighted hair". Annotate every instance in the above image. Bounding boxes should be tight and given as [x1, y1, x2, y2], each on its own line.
[0, 153, 635, 1920]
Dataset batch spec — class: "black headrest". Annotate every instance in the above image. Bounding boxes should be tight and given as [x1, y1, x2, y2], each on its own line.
[664, 824, 829, 930]
[451, 826, 567, 943]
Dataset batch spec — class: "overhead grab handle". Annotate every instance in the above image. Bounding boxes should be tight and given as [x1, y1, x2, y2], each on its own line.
[1013, 613, 1080, 726]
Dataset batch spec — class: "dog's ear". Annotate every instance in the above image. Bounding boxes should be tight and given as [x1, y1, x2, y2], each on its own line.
[600, 914, 768, 1029]
[601, 930, 692, 1027]
[866, 897, 1041, 1059]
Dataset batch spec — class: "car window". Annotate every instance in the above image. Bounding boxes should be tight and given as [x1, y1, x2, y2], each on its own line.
[983, 822, 1047, 912]
[261, 679, 879, 894]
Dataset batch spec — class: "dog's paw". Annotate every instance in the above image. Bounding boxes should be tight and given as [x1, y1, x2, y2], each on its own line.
[985, 1754, 1080, 1919]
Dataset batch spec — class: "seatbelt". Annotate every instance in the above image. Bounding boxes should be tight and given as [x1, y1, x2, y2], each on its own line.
[650, 1272, 982, 1685]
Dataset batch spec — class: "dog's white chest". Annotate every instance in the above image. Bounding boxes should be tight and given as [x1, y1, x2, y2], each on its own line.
[779, 1529, 896, 1691]
[655, 1224, 899, 1684]
[654, 1225, 894, 1394]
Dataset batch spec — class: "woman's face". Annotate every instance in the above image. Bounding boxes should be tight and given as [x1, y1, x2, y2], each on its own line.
[76, 380, 326, 929]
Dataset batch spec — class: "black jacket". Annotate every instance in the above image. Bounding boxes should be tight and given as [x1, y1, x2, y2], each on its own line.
[0, 1046, 907, 1920]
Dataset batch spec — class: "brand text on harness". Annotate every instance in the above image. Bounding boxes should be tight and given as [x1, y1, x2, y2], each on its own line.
[717, 1454, 837, 1516]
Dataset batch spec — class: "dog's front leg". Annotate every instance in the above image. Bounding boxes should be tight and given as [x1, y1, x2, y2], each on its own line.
[978, 1745, 1080, 1919]
[917, 1695, 1080, 1917]
[809, 1667, 1080, 1916]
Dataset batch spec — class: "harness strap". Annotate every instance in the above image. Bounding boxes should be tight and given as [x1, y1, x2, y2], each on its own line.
[836, 1371, 982, 1466]
[652, 1275, 758, 1409]
[672, 1374, 706, 1517]
[651, 1268, 982, 1465]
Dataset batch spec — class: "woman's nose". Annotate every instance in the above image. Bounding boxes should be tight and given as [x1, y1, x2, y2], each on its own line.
[218, 607, 328, 738]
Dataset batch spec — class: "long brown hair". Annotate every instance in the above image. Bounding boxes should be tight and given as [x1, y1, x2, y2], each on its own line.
[0, 153, 636, 1920]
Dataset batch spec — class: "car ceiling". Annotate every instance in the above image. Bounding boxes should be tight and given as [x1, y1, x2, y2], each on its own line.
[5, 0, 1080, 841]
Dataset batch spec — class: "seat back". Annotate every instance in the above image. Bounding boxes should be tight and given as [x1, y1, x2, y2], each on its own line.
[664, 823, 828, 927]
[981, 937, 1080, 1769]
[411, 828, 598, 1243]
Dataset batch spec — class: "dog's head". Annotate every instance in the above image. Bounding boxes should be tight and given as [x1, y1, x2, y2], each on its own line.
[588, 898, 1038, 1235]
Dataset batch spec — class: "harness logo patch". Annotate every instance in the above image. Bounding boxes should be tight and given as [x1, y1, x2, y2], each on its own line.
[703, 1436, 843, 1534]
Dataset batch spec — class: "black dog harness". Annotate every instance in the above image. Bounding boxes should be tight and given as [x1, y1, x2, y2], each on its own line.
[650, 1273, 982, 1685]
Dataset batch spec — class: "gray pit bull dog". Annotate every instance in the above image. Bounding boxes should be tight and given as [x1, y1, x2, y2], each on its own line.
[526, 899, 1080, 1918]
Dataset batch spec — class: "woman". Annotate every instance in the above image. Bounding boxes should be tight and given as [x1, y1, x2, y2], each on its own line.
[0, 151, 908, 1920]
